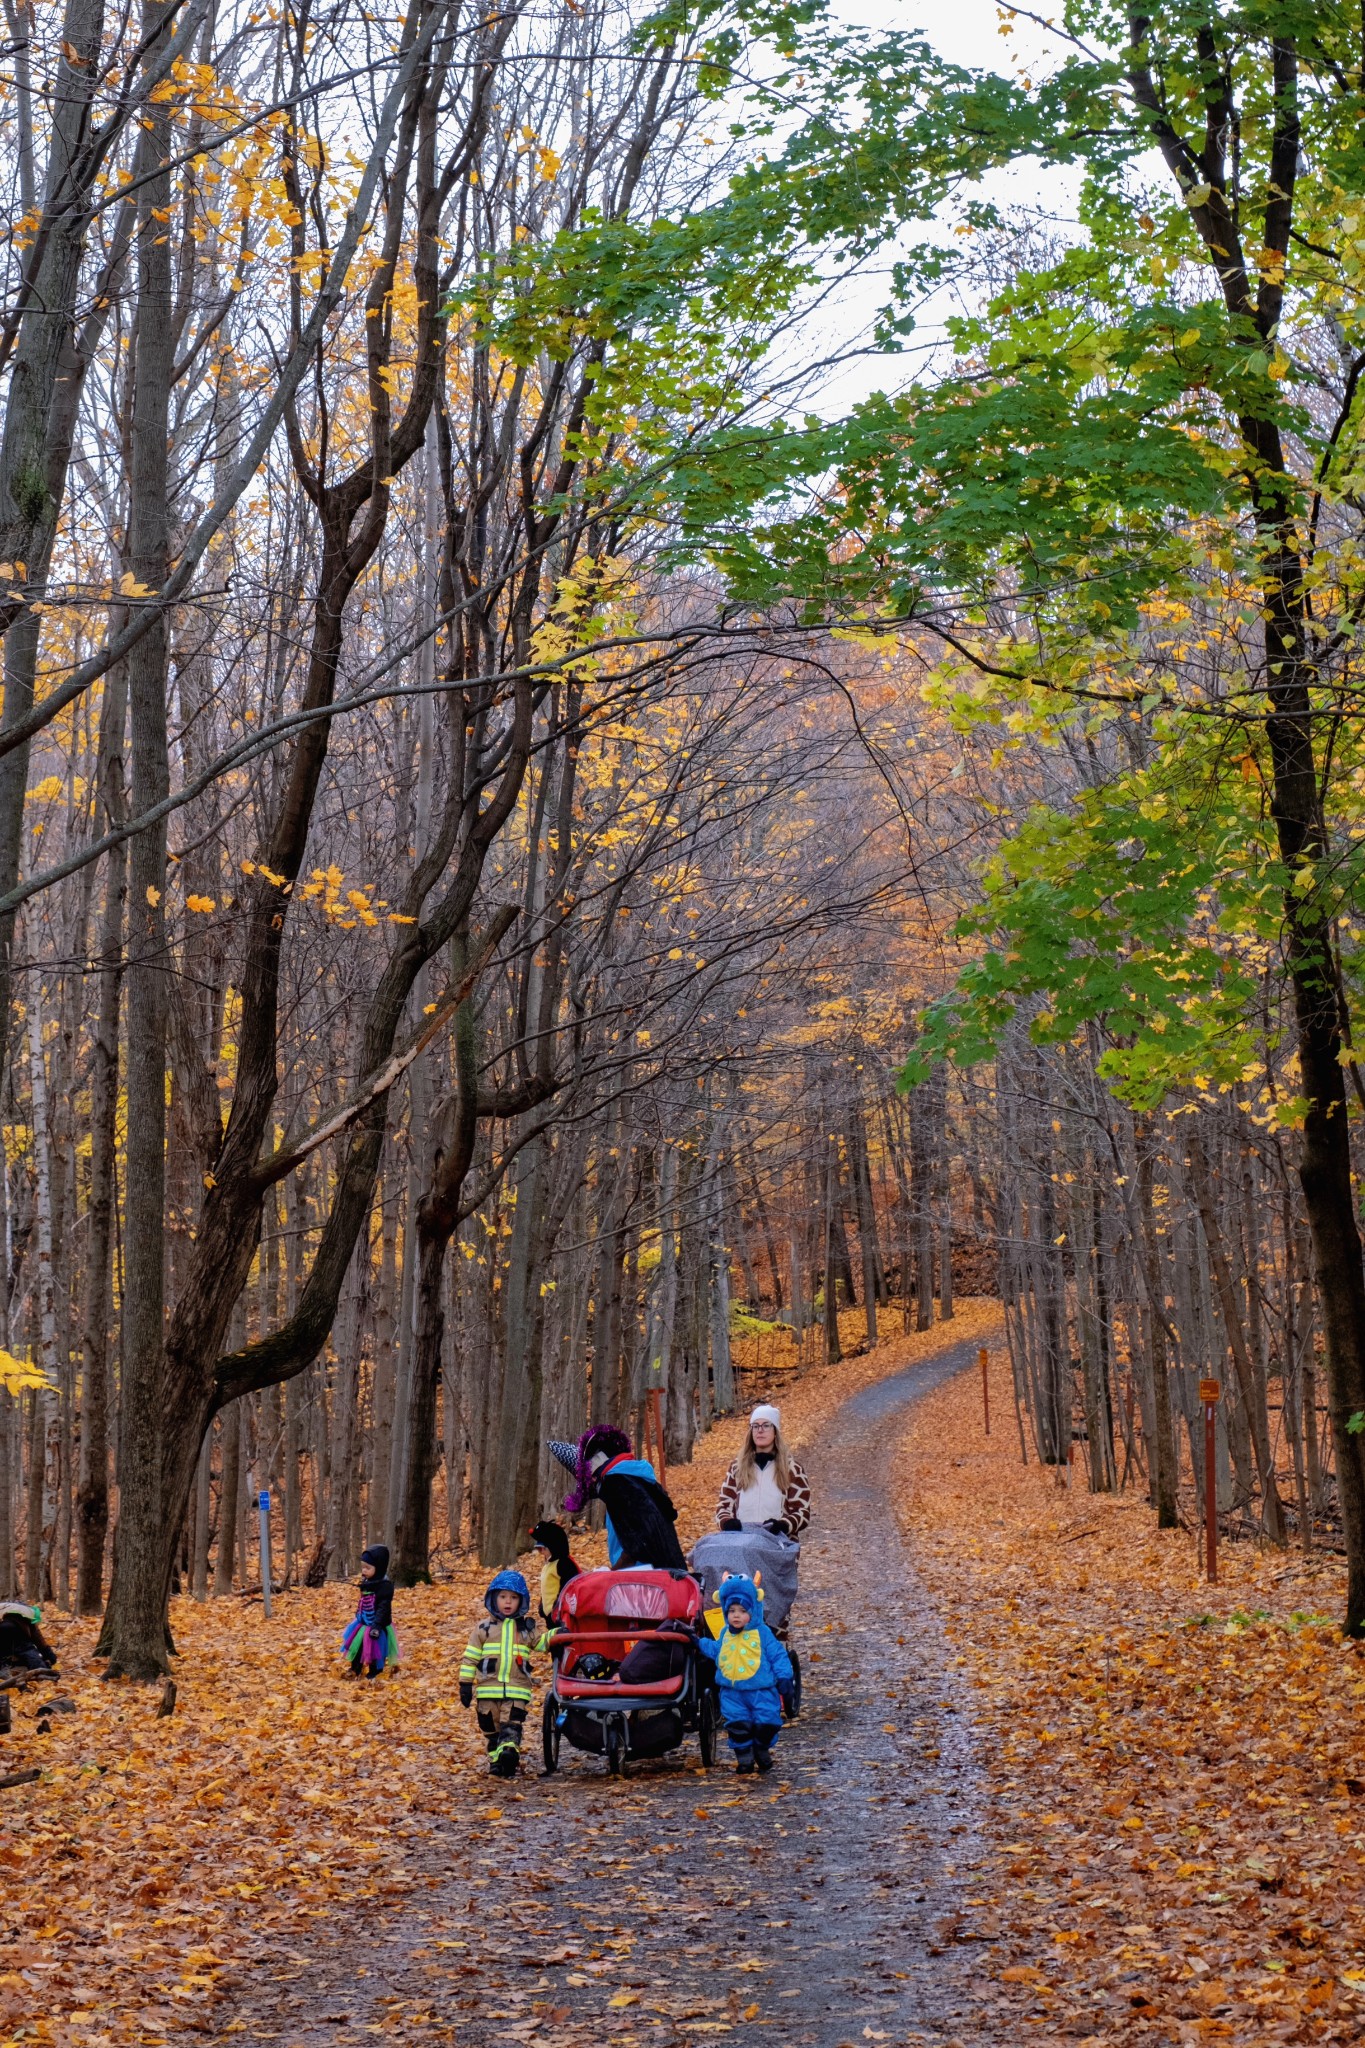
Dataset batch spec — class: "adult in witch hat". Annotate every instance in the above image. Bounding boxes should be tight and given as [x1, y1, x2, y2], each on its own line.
[547, 1425, 687, 1571]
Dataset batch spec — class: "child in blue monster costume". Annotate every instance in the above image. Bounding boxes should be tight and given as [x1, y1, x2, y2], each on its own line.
[695, 1573, 794, 1774]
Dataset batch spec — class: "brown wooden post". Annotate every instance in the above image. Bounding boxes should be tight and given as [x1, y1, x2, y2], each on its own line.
[1200, 1377, 1222, 1583]
[980, 1346, 991, 1437]
[647, 1387, 667, 1489]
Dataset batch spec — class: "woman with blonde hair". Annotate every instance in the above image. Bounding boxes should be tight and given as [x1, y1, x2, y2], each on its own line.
[715, 1404, 812, 1538]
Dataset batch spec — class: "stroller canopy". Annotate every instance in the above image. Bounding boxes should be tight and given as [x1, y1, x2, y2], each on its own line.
[689, 1526, 800, 1631]
[556, 1567, 702, 1628]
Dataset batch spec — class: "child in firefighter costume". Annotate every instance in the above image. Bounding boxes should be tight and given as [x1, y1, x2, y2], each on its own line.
[458, 1568, 550, 1777]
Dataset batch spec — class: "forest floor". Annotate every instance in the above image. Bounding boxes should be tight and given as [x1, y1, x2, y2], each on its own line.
[4, 1305, 1363, 2048]
[897, 1355, 1365, 2045]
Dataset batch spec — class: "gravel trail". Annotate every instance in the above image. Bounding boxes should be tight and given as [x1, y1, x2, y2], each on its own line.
[231, 1337, 990, 2048]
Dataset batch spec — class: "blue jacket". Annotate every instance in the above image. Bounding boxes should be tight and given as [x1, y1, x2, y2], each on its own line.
[696, 1574, 793, 1726]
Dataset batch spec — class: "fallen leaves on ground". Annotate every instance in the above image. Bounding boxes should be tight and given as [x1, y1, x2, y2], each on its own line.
[895, 1351, 1365, 2046]
[0, 1300, 999, 2046]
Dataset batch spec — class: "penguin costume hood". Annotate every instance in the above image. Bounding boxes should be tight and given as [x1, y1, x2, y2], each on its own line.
[530, 1522, 581, 1622]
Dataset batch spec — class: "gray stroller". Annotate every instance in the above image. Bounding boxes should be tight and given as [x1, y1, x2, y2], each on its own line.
[688, 1525, 802, 1717]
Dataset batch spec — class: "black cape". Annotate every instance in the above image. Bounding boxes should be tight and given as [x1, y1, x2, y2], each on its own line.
[596, 1469, 688, 1571]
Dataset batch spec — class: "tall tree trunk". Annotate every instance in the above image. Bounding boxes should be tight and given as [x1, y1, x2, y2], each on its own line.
[847, 1096, 880, 1346]
[1184, 1123, 1288, 1545]
[1133, 20, 1365, 1621]
[0, 0, 115, 1099]
[76, 666, 126, 1612]
[708, 1162, 735, 1414]
[481, 1129, 549, 1566]
[99, 8, 175, 1673]
[24, 969, 57, 1599]
[1134, 1118, 1179, 1530]
[822, 1131, 843, 1366]
[213, 1404, 241, 1595]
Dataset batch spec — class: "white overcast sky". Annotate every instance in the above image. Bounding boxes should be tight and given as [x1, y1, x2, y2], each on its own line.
[794, 0, 1084, 417]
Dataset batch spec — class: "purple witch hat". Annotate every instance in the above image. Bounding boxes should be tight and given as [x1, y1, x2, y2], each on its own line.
[549, 1424, 632, 1514]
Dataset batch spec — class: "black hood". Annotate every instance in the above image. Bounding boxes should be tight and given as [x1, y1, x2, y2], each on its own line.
[360, 1544, 390, 1582]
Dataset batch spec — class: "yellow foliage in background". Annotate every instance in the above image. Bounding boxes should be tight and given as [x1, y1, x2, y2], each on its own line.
[0, 1347, 51, 1397]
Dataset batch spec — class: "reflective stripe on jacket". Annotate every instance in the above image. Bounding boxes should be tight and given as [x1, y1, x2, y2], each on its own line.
[458, 1614, 549, 1702]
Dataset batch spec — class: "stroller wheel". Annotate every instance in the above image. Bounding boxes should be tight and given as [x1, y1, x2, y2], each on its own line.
[542, 1695, 560, 1774]
[786, 1651, 802, 1720]
[698, 1685, 719, 1768]
[605, 1718, 626, 1777]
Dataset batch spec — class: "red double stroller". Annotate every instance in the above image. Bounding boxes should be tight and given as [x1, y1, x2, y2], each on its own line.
[541, 1567, 719, 1775]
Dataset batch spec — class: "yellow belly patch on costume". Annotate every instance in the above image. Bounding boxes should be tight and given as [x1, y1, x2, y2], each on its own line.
[718, 1627, 762, 1682]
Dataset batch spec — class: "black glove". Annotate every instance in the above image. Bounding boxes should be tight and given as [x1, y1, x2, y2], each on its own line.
[720, 1518, 743, 1532]
[763, 1519, 791, 1536]
[779, 1686, 795, 1720]
[459, 1682, 473, 1708]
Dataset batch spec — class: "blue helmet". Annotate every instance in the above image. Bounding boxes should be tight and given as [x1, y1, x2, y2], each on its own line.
[484, 1568, 530, 1617]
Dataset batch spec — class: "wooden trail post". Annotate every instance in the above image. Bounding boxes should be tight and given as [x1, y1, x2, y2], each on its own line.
[980, 1346, 991, 1436]
[644, 1387, 667, 1488]
[1199, 1378, 1221, 1583]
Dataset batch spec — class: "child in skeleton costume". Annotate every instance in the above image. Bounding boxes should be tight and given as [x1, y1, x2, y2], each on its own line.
[458, 1569, 551, 1777]
[340, 1544, 399, 1678]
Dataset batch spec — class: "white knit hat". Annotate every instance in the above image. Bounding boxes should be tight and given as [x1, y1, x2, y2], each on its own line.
[749, 1403, 781, 1429]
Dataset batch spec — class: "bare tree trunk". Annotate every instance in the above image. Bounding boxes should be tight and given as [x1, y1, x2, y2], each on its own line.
[367, 1169, 398, 1540]
[24, 971, 57, 1600]
[1184, 1123, 1287, 1545]
[709, 1161, 735, 1415]
[99, 7, 175, 1674]
[847, 1096, 880, 1346]
[910, 1083, 934, 1331]
[213, 1404, 240, 1595]
[191, 1432, 211, 1600]
[823, 1131, 843, 1365]
[1134, 1119, 1179, 1530]
[76, 668, 126, 1611]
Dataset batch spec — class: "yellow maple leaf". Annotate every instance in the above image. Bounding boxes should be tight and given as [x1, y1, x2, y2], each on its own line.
[0, 1346, 50, 1397]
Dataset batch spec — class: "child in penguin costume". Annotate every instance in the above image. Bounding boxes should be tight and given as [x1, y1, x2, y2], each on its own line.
[694, 1573, 794, 1774]
[529, 1520, 581, 1622]
[340, 1545, 399, 1678]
